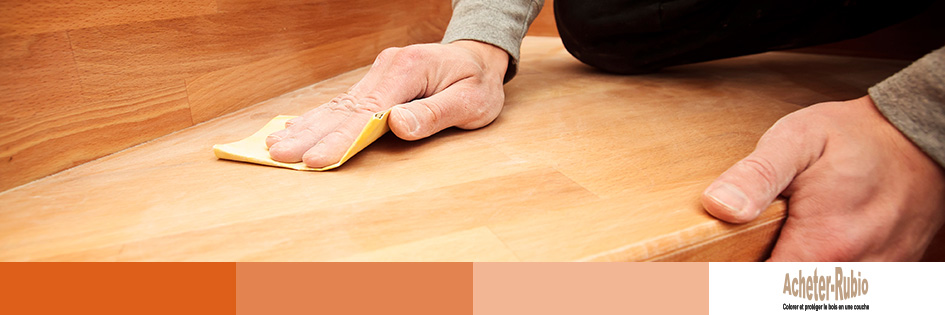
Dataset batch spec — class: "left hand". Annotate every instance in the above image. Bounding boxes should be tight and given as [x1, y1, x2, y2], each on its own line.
[701, 96, 945, 261]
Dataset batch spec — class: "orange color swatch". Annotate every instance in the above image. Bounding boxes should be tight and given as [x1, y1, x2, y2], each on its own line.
[236, 262, 472, 315]
[0, 262, 236, 315]
[473, 262, 708, 315]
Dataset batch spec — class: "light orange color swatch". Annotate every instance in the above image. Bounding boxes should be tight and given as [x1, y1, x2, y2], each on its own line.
[473, 262, 709, 315]
[236, 262, 472, 315]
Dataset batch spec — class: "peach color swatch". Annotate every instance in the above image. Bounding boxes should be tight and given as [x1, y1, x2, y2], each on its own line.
[473, 262, 708, 314]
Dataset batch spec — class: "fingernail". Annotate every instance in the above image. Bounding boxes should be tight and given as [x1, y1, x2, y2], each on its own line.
[397, 106, 420, 134]
[706, 182, 750, 216]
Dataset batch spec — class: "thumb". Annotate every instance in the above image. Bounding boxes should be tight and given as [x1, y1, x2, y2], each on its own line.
[388, 88, 500, 141]
[702, 117, 822, 223]
[388, 100, 448, 141]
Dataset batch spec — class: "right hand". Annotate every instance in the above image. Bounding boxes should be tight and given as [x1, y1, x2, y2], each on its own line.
[266, 40, 510, 167]
[702, 96, 945, 261]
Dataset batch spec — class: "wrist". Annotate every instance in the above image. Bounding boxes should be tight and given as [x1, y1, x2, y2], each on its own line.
[450, 40, 510, 81]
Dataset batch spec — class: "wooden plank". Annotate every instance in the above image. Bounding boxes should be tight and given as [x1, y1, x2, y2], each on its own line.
[486, 183, 786, 261]
[1, 32, 82, 190]
[649, 212, 784, 261]
[32, 167, 583, 261]
[0, 37, 910, 261]
[216, 0, 328, 12]
[331, 227, 521, 262]
[67, 0, 447, 101]
[526, 0, 558, 37]
[0, 86, 192, 192]
[0, 32, 194, 191]
[0, 0, 450, 191]
[186, 24, 443, 123]
[0, 32, 81, 119]
[0, 0, 217, 37]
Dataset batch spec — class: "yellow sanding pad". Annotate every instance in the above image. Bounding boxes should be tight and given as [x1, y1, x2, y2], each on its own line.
[213, 109, 392, 171]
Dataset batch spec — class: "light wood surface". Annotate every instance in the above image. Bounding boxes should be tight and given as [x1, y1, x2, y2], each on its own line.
[0, 0, 450, 191]
[0, 37, 909, 261]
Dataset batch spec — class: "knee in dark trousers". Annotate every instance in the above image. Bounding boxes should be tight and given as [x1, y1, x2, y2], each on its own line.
[553, 0, 934, 74]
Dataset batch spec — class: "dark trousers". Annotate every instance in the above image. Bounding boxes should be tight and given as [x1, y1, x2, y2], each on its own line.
[554, 0, 934, 74]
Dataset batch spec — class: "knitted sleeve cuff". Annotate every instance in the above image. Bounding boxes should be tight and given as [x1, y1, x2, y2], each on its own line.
[868, 46, 945, 168]
[441, 0, 544, 82]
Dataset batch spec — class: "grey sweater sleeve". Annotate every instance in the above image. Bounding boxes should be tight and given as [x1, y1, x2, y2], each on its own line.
[441, 0, 545, 82]
[869, 46, 945, 169]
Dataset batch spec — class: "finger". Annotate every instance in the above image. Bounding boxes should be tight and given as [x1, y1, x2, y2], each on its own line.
[266, 107, 327, 149]
[301, 113, 373, 168]
[389, 86, 500, 140]
[701, 116, 825, 223]
[264, 117, 302, 148]
[266, 128, 290, 148]
[268, 105, 353, 162]
[388, 97, 453, 141]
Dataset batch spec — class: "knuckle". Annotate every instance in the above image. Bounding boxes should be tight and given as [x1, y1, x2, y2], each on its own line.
[768, 110, 822, 142]
[355, 94, 385, 113]
[390, 46, 426, 70]
[737, 156, 781, 193]
[419, 103, 442, 129]
[326, 93, 380, 114]
[375, 47, 400, 65]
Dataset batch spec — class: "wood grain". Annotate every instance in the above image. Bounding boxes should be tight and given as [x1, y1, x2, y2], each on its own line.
[0, 0, 451, 191]
[649, 207, 785, 261]
[0, 37, 911, 261]
[186, 24, 439, 123]
[525, 0, 558, 37]
[67, 1, 437, 99]
[0, 31, 194, 191]
[216, 0, 328, 12]
[0, 0, 217, 37]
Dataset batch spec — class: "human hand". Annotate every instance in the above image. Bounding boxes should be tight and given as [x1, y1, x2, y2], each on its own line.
[266, 40, 509, 167]
[702, 96, 945, 261]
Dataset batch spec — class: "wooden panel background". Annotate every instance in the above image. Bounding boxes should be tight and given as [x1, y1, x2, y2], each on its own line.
[525, 0, 557, 37]
[0, 0, 451, 191]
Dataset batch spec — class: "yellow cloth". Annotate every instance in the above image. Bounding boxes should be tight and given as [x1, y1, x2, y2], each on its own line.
[213, 109, 391, 171]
